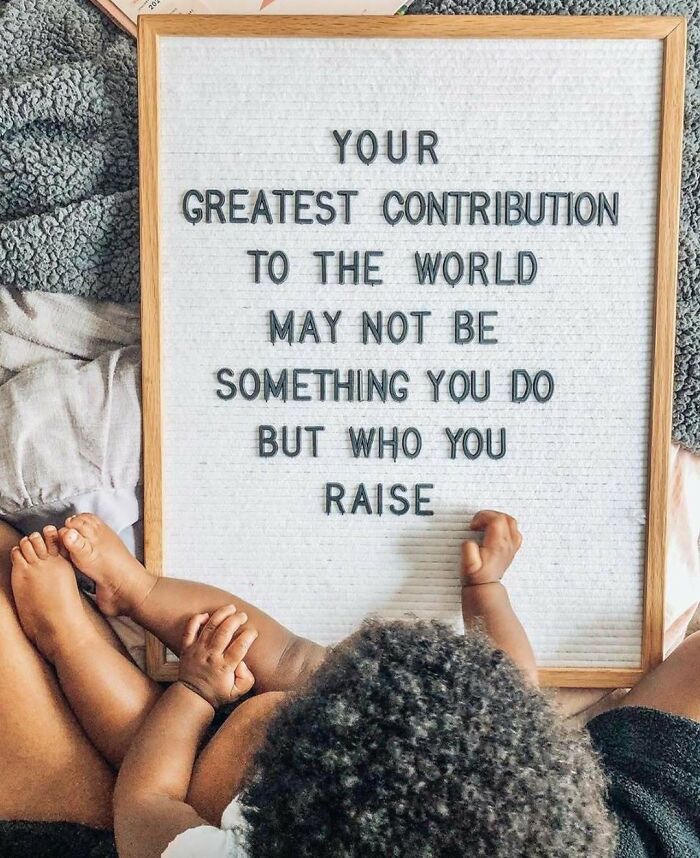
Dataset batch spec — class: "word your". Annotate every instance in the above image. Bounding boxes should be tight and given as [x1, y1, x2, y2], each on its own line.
[332, 129, 439, 165]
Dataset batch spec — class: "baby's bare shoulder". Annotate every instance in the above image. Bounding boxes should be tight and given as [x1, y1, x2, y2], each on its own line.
[188, 692, 286, 824]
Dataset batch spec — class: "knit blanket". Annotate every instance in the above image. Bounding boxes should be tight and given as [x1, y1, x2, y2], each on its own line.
[0, 0, 698, 453]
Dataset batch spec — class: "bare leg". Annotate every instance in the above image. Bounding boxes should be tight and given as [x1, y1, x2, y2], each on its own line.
[59, 514, 327, 693]
[10, 528, 163, 769]
[0, 521, 114, 827]
[558, 444, 700, 722]
[617, 630, 700, 721]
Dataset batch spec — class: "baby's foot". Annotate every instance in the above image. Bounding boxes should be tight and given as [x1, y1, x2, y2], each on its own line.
[59, 514, 155, 617]
[10, 527, 91, 662]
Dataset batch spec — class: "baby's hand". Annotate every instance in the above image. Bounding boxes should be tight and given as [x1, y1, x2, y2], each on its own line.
[461, 510, 522, 586]
[178, 605, 257, 709]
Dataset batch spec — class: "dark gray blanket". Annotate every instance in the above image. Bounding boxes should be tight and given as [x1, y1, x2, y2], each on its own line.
[0, 0, 697, 454]
[588, 706, 700, 857]
[0, 0, 138, 302]
[0, 821, 116, 858]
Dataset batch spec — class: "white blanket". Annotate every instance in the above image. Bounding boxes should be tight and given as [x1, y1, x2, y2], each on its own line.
[0, 288, 141, 528]
[0, 287, 146, 666]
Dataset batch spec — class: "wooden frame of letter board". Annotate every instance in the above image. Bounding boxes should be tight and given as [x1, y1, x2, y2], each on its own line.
[138, 14, 686, 685]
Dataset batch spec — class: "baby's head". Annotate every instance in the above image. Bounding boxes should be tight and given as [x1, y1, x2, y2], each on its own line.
[240, 620, 615, 857]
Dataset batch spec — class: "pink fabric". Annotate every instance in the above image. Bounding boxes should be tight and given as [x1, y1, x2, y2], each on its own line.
[663, 444, 700, 652]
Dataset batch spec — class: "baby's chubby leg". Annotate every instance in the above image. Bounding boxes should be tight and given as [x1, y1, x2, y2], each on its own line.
[10, 528, 161, 769]
[60, 514, 327, 694]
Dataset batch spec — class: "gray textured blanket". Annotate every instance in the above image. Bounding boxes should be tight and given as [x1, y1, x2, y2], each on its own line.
[0, 0, 138, 302]
[0, 0, 698, 452]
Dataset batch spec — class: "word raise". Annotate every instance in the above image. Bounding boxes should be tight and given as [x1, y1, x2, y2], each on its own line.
[325, 482, 434, 516]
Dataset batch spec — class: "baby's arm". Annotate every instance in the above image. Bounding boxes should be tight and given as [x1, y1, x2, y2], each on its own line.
[461, 511, 538, 686]
[129, 575, 326, 692]
[114, 607, 257, 858]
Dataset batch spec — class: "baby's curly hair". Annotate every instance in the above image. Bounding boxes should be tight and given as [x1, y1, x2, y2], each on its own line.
[240, 619, 616, 857]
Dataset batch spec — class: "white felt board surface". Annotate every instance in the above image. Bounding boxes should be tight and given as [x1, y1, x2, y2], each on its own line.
[155, 34, 662, 669]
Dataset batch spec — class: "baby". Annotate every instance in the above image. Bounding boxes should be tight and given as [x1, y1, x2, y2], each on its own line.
[10, 511, 700, 857]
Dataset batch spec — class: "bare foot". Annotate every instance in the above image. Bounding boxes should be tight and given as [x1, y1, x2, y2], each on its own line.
[59, 514, 155, 617]
[10, 528, 92, 662]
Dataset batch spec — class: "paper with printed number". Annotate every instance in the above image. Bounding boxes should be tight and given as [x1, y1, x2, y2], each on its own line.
[154, 34, 663, 668]
[96, 0, 405, 29]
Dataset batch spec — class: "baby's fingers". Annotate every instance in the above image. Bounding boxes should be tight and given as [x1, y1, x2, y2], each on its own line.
[224, 626, 259, 667]
[210, 611, 248, 653]
[461, 540, 483, 577]
[198, 604, 238, 646]
[470, 510, 512, 537]
[182, 613, 210, 649]
[233, 660, 255, 696]
[471, 510, 521, 553]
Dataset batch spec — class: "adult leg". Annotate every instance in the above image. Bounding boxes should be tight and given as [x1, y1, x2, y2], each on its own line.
[559, 444, 700, 723]
[618, 630, 700, 721]
[0, 521, 114, 827]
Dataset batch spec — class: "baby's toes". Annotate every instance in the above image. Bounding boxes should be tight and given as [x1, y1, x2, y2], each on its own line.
[43, 526, 61, 556]
[19, 536, 38, 563]
[28, 532, 49, 560]
[10, 545, 28, 571]
[65, 513, 100, 541]
[62, 527, 93, 561]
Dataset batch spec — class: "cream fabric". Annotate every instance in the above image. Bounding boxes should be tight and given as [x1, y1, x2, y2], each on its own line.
[162, 798, 249, 858]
